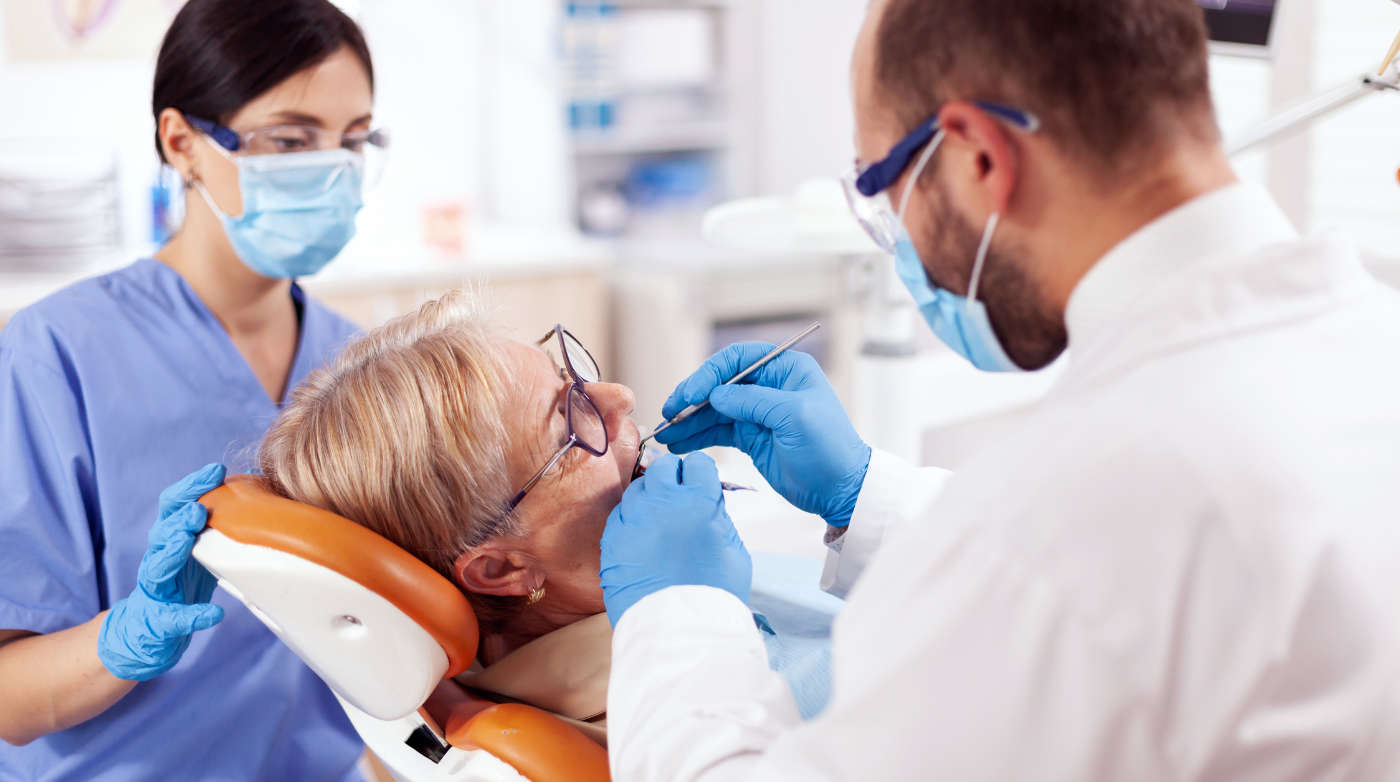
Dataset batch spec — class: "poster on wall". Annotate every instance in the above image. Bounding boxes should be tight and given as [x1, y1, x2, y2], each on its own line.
[4, 0, 185, 61]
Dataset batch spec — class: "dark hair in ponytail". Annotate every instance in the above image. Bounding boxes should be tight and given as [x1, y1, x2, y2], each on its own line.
[152, 0, 374, 161]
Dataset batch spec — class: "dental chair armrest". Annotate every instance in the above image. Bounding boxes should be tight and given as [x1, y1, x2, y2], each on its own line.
[452, 703, 610, 782]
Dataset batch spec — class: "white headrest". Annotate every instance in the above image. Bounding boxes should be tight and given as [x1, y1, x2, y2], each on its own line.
[193, 529, 448, 720]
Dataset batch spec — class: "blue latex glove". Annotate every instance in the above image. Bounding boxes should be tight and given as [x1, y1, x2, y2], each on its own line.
[655, 344, 872, 526]
[98, 463, 227, 681]
[600, 453, 752, 626]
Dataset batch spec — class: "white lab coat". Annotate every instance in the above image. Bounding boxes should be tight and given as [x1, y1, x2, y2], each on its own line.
[607, 183, 1400, 782]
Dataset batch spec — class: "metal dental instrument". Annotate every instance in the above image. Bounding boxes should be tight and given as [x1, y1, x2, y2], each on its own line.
[634, 452, 757, 492]
[631, 322, 822, 483]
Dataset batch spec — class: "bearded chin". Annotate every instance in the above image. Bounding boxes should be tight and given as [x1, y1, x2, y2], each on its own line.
[918, 187, 1068, 371]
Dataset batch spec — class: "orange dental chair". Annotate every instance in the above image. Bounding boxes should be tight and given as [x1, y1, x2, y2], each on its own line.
[190, 476, 611, 782]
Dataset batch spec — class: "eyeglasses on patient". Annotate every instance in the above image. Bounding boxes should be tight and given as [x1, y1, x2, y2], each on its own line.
[506, 325, 609, 511]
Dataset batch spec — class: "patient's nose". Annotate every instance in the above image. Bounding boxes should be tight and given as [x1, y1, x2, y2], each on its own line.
[585, 382, 635, 438]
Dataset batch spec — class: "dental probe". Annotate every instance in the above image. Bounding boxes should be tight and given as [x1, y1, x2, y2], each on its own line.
[641, 321, 822, 447]
[631, 454, 756, 491]
[631, 322, 822, 484]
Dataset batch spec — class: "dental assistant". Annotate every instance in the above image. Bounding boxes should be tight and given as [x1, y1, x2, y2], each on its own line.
[598, 0, 1400, 780]
[0, 1, 381, 778]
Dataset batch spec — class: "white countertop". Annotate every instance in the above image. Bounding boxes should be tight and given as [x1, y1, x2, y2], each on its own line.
[0, 224, 613, 322]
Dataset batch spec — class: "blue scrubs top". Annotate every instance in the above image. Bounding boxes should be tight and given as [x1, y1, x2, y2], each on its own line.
[0, 259, 365, 781]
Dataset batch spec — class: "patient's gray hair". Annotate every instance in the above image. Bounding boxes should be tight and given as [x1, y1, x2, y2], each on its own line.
[259, 290, 522, 631]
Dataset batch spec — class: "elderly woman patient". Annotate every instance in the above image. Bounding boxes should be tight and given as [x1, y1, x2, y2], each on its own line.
[254, 291, 837, 739]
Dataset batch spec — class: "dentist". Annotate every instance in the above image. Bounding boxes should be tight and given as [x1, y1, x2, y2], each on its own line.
[599, 0, 1400, 780]
[0, 0, 382, 778]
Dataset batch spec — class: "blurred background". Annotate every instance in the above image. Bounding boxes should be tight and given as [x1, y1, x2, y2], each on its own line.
[2, 0, 1400, 554]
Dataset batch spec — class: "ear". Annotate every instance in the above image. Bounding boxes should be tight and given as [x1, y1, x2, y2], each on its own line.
[157, 107, 202, 183]
[453, 544, 544, 597]
[933, 100, 1021, 216]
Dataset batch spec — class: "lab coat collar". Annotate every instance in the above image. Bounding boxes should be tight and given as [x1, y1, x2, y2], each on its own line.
[1065, 182, 1299, 352]
[1057, 184, 1378, 396]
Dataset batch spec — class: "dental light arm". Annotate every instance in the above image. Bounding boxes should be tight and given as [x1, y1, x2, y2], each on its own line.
[1225, 64, 1400, 157]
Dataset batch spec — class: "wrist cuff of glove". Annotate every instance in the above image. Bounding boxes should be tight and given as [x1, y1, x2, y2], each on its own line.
[821, 446, 872, 527]
[97, 601, 145, 682]
[97, 599, 184, 682]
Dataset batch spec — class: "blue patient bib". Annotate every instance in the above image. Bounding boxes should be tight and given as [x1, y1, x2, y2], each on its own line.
[749, 552, 844, 720]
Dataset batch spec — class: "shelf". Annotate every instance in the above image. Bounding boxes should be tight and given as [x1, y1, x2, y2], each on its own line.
[571, 121, 729, 156]
[608, 0, 732, 8]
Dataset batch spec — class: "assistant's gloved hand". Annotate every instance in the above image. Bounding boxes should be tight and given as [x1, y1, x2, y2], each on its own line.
[600, 453, 752, 626]
[655, 344, 871, 526]
[98, 463, 227, 681]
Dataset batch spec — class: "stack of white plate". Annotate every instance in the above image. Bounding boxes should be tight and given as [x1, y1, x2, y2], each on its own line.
[0, 142, 121, 272]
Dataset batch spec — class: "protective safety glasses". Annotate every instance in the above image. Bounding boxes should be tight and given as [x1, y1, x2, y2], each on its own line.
[839, 101, 1039, 254]
[507, 325, 609, 510]
[186, 115, 390, 187]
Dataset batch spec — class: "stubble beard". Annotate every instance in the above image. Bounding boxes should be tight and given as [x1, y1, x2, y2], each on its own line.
[915, 184, 1068, 371]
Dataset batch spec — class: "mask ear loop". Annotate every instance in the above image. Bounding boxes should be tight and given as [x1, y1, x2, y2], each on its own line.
[896, 129, 945, 221]
[190, 178, 232, 220]
[189, 133, 239, 219]
[966, 213, 999, 304]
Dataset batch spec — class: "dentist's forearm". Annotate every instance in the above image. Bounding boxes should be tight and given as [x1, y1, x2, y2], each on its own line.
[0, 613, 137, 746]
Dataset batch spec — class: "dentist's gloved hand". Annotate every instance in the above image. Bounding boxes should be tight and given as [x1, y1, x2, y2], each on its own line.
[600, 453, 752, 627]
[98, 463, 227, 681]
[655, 344, 871, 526]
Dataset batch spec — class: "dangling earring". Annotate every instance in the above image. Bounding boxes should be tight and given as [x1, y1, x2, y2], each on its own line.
[526, 585, 546, 605]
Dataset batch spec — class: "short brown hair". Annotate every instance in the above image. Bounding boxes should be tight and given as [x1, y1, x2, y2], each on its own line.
[875, 0, 1216, 176]
[258, 291, 524, 633]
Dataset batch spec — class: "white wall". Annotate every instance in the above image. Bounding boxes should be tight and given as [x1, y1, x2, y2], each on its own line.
[358, 0, 571, 233]
[0, 4, 162, 254]
[1309, 0, 1400, 259]
[1211, 55, 1274, 188]
[354, 0, 486, 245]
[753, 0, 866, 196]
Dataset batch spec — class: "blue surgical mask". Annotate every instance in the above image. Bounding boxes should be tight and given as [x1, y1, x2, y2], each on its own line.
[891, 132, 1021, 373]
[194, 143, 364, 279]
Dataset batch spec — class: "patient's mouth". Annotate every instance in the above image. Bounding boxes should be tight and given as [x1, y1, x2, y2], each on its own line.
[618, 419, 645, 485]
[627, 446, 754, 493]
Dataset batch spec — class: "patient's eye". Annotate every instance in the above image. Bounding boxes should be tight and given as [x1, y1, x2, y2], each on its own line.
[552, 383, 571, 433]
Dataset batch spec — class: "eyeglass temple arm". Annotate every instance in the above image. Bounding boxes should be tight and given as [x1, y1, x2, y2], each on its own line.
[507, 437, 576, 510]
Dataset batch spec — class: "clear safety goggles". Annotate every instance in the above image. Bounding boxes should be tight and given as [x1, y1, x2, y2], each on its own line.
[186, 115, 390, 187]
[839, 101, 1040, 254]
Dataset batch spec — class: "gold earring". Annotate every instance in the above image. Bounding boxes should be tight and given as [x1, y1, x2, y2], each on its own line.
[526, 586, 546, 605]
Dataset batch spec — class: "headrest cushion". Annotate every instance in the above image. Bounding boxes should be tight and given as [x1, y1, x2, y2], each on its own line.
[200, 476, 480, 676]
